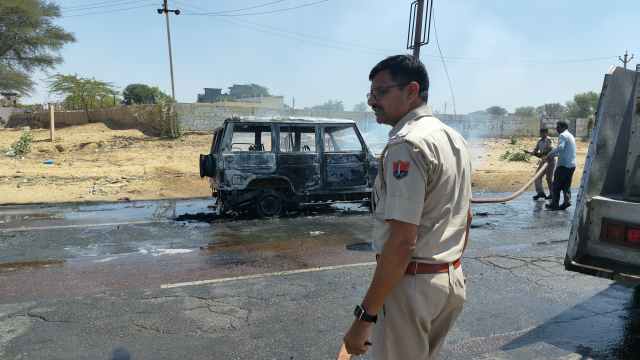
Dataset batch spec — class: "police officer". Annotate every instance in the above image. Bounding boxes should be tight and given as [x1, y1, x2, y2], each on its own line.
[343, 55, 472, 359]
[525, 128, 555, 200]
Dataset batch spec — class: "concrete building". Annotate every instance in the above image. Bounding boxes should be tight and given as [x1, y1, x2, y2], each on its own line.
[1, 92, 18, 107]
[197, 88, 223, 103]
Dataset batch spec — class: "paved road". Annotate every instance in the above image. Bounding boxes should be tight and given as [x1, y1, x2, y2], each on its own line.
[0, 195, 638, 359]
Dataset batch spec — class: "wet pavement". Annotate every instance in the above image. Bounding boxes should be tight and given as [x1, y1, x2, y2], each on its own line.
[0, 194, 638, 359]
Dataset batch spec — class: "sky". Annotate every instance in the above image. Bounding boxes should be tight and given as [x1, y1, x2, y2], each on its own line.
[25, 0, 640, 114]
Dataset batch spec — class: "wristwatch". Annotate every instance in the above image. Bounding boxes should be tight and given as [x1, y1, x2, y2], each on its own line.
[354, 304, 377, 323]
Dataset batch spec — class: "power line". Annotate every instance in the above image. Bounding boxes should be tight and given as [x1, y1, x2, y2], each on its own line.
[227, 19, 395, 54]
[218, 17, 391, 55]
[182, 0, 330, 17]
[59, 0, 620, 66]
[180, 0, 288, 15]
[174, 0, 399, 55]
[174, 1, 617, 65]
[175, 1, 473, 57]
[61, 3, 156, 18]
[433, 14, 456, 119]
[60, 0, 141, 11]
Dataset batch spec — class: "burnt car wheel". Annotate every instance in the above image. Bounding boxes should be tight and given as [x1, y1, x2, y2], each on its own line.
[256, 190, 283, 218]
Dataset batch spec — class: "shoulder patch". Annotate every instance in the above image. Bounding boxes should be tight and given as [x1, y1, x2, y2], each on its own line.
[392, 160, 410, 179]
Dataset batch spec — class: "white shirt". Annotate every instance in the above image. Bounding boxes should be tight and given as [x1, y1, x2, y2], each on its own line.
[548, 130, 576, 168]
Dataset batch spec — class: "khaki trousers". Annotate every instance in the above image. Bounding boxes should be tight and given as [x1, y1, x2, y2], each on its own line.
[371, 265, 466, 360]
[534, 159, 556, 195]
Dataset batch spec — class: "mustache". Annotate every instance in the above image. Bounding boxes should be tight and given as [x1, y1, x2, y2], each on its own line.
[371, 105, 383, 112]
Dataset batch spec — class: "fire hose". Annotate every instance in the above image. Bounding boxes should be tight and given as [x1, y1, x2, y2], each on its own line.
[471, 162, 549, 204]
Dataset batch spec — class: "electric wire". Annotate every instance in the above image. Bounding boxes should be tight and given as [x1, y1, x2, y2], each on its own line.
[432, 13, 457, 119]
[54, 1, 622, 66]
[60, 3, 156, 18]
[61, 0, 145, 11]
[181, 0, 330, 17]
[179, 0, 288, 15]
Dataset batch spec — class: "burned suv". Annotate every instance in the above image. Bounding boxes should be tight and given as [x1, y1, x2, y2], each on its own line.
[200, 117, 378, 217]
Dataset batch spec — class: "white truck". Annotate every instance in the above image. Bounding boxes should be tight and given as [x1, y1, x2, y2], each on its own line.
[565, 65, 640, 282]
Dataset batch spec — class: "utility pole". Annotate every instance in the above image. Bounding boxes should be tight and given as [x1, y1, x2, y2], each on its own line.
[618, 50, 635, 70]
[157, 1, 180, 100]
[407, 0, 432, 60]
[412, 0, 425, 59]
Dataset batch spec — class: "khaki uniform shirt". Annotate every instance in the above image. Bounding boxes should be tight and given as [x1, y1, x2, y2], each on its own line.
[534, 137, 554, 161]
[372, 105, 472, 263]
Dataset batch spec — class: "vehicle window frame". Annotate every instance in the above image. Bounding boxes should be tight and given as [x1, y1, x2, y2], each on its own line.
[226, 123, 274, 153]
[322, 124, 364, 153]
[278, 124, 318, 154]
[210, 127, 223, 154]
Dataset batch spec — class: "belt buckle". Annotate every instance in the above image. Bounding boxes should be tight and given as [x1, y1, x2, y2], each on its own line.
[411, 261, 418, 275]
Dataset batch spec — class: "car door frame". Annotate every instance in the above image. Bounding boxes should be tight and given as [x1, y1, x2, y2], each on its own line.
[320, 123, 370, 191]
[275, 123, 322, 194]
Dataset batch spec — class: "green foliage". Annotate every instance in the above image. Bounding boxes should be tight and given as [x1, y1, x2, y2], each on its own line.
[510, 137, 518, 145]
[500, 149, 530, 162]
[486, 106, 508, 116]
[123, 84, 169, 105]
[514, 106, 535, 117]
[228, 84, 270, 99]
[566, 91, 599, 119]
[312, 100, 345, 112]
[49, 74, 118, 113]
[536, 103, 566, 118]
[11, 130, 33, 156]
[0, 0, 75, 95]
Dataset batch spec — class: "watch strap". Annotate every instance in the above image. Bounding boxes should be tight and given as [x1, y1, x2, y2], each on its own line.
[354, 304, 377, 323]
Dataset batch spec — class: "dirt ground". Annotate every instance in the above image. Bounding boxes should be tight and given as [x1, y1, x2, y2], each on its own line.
[0, 124, 212, 204]
[0, 124, 588, 204]
[471, 137, 588, 192]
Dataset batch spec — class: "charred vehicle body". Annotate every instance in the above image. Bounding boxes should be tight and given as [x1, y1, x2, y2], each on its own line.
[565, 66, 640, 282]
[200, 117, 378, 217]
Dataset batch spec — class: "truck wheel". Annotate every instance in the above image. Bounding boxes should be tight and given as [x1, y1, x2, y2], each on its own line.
[256, 190, 283, 218]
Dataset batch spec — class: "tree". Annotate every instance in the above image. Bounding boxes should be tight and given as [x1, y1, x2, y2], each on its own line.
[0, 0, 75, 95]
[49, 74, 118, 120]
[536, 103, 566, 118]
[566, 91, 599, 119]
[486, 106, 508, 116]
[228, 84, 270, 99]
[514, 106, 535, 117]
[311, 100, 344, 112]
[123, 84, 170, 105]
[352, 102, 369, 112]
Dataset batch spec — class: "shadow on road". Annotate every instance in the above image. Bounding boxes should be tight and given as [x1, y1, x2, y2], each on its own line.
[502, 284, 640, 359]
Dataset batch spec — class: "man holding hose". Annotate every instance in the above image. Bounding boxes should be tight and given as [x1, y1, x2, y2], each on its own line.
[342, 55, 472, 359]
[545, 121, 577, 210]
[525, 128, 555, 200]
